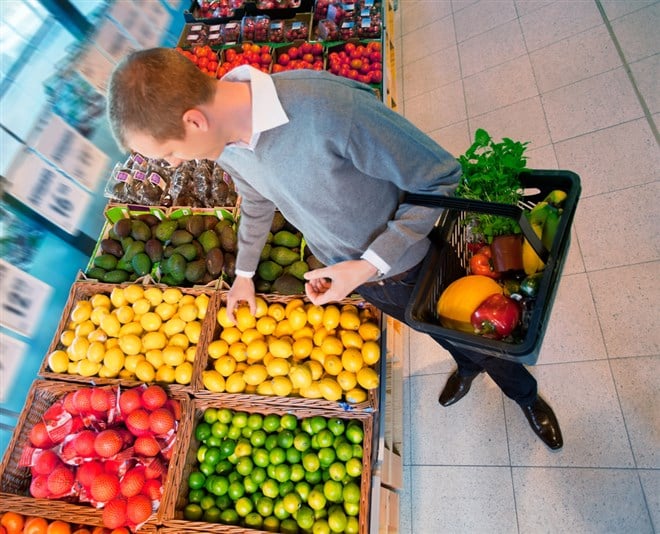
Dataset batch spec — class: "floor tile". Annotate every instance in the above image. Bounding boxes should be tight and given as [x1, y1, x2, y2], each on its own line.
[525, 142, 558, 168]
[639, 470, 660, 530]
[401, 14, 455, 65]
[610, 355, 660, 469]
[402, 45, 460, 99]
[404, 79, 466, 132]
[451, 0, 484, 15]
[519, 0, 603, 52]
[610, 3, 660, 63]
[401, 0, 453, 35]
[630, 53, 660, 115]
[513, 0, 554, 17]
[541, 66, 644, 142]
[554, 118, 660, 198]
[512, 467, 654, 533]
[574, 181, 660, 271]
[464, 55, 538, 117]
[600, 0, 657, 21]
[408, 373, 510, 465]
[507, 361, 635, 467]
[537, 273, 608, 365]
[529, 24, 621, 93]
[428, 119, 472, 159]
[561, 228, 586, 276]
[589, 262, 660, 359]
[453, 0, 517, 43]
[398, 466, 412, 533]
[458, 18, 527, 78]
[407, 329, 455, 377]
[409, 465, 517, 533]
[401, 376, 412, 466]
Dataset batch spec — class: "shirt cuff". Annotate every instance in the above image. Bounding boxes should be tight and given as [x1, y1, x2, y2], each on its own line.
[361, 250, 390, 277]
[234, 269, 256, 279]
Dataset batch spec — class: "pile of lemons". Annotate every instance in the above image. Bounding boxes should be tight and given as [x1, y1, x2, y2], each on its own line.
[47, 284, 210, 385]
[202, 297, 381, 403]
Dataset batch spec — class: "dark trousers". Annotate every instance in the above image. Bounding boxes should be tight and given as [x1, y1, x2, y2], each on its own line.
[356, 262, 538, 406]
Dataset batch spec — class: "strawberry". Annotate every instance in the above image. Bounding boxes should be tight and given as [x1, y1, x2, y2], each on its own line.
[126, 494, 153, 525]
[125, 409, 151, 437]
[47, 465, 75, 496]
[140, 385, 167, 411]
[72, 429, 97, 457]
[91, 472, 120, 502]
[134, 436, 160, 457]
[76, 460, 104, 488]
[102, 497, 127, 529]
[29, 421, 54, 449]
[118, 388, 142, 416]
[148, 408, 175, 436]
[94, 429, 124, 458]
[32, 449, 61, 475]
[120, 466, 146, 497]
[72, 388, 94, 413]
[141, 478, 162, 501]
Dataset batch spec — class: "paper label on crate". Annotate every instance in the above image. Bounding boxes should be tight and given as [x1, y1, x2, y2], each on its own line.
[341, 21, 355, 29]
[364, 0, 375, 6]
[149, 172, 167, 190]
[209, 32, 221, 40]
[134, 170, 146, 182]
[271, 21, 283, 29]
[209, 24, 222, 32]
[360, 17, 372, 28]
[225, 22, 239, 30]
[187, 34, 199, 41]
[0, 333, 27, 403]
[292, 22, 302, 29]
[191, 24, 204, 31]
[0, 259, 53, 338]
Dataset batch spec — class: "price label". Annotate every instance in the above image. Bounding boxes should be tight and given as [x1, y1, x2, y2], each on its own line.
[94, 17, 139, 63]
[0, 259, 53, 338]
[75, 43, 117, 95]
[0, 333, 28, 403]
[5, 150, 92, 235]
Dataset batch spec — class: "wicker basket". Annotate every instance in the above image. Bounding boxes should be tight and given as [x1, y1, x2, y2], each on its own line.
[39, 281, 219, 393]
[191, 291, 382, 414]
[160, 396, 374, 532]
[0, 379, 193, 531]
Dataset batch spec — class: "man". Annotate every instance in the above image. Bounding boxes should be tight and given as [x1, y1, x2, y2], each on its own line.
[107, 47, 562, 450]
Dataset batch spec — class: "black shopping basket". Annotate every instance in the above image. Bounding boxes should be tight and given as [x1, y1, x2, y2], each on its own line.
[404, 169, 581, 365]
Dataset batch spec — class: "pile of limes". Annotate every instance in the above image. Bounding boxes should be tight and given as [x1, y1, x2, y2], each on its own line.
[202, 297, 381, 404]
[183, 407, 366, 533]
[46, 284, 210, 385]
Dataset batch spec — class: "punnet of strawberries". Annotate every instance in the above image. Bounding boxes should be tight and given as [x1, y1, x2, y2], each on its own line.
[19, 384, 180, 532]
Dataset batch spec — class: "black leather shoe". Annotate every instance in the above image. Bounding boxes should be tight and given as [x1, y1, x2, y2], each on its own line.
[521, 396, 563, 450]
[439, 370, 482, 406]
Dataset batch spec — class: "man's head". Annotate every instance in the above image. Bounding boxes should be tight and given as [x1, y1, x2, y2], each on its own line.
[107, 47, 217, 162]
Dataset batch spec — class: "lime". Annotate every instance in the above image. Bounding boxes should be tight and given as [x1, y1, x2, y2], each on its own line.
[280, 413, 298, 430]
[294, 480, 311, 502]
[342, 481, 361, 504]
[327, 506, 347, 532]
[343, 500, 360, 517]
[188, 470, 206, 490]
[290, 463, 305, 483]
[302, 452, 320, 473]
[257, 495, 274, 517]
[323, 480, 343, 503]
[235, 439, 253, 458]
[199, 461, 215, 477]
[210, 475, 229, 496]
[241, 426, 253, 439]
[243, 474, 259, 494]
[215, 459, 233, 475]
[263, 414, 281, 433]
[280, 517, 299, 534]
[188, 488, 206, 503]
[244, 511, 263, 529]
[203, 407, 218, 424]
[278, 480, 295, 497]
[247, 413, 264, 430]
[219, 439, 236, 458]
[309, 416, 327, 434]
[200, 494, 216, 510]
[305, 469, 322, 485]
[273, 498, 290, 520]
[264, 434, 279, 451]
[216, 408, 233, 424]
[262, 478, 280, 499]
[293, 432, 311, 452]
[277, 429, 295, 449]
[207, 435, 222, 448]
[311, 518, 330, 534]
[227, 425, 242, 440]
[235, 495, 253, 517]
[195, 422, 212, 442]
[205, 447, 222, 466]
[250, 429, 267, 448]
[318, 447, 336, 468]
[236, 456, 254, 476]
[326, 417, 345, 437]
[228, 471, 241, 484]
[286, 447, 301, 465]
[215, 493, 232, 510]
[301, 418, 313, 435]
[345, 422, 364, 444]
[267, 464, 277, 480]
[316, 429, 334, 448]
[183, 503, 203, 520]
[274, 463, 291, 483]
[345, 515, 359, 533]
[352, 443, 363, 459]
[251, 466, 267, 485]
[296, 505, 315, 530]
[211, 421, 228, 439]
[307, 488, 327, 511]
[252, 447, 270, 468]
[269, 447, 286, 466]
[219, 508, 239, 525]
[345, 457, 362, 478]
[335, 441, 353, 462]
[328, 462, 346, 482]
[282, 491, 301, 514]
[262, 515, 281, 533]
[232, 411, 248, 428]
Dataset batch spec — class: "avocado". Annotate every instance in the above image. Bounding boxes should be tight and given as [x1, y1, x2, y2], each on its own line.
[116, 257, 134, 273]
[204, 215, 219, 231]
[175, 214, 190, 229]
[185, 259, 207, 283]
[122, 240, 145, 262]
[271, 273, 305, 295]
[131, 219, 152, 242]
[198, 229, 221, 253]
[120, 236, 134, 251]
[260, 243, 272, 261]
[100, 238, 124, 258]
[161, 253, 187, 282]
[173, 243, 198, 261]
[170, 229, 194, 246]
[137, 213, 160, 227]
[223, 253, 236, 279]
[306, 255, 325, 270]
[85, 267, 106, 281]
[215, 218, 232, 233]
[254, 278, 272, 292]
[285, 260, 309, 281]
[272, 230, 301, 248]
[94, 253, 118, 271]
[131, 252, 152, 276]
[113, 218, 132, 238]
[154, 220, 178, 242]
[270, 211, 286, 233]
[103, 269, 130, 283]
[205, 248, 224, 277]
[269, 246, 299, 266]
[186, 215, 206, 238]
[257, 260, 283, 282]
[220, 225, 237, 253]
[144, 239, 164, 263]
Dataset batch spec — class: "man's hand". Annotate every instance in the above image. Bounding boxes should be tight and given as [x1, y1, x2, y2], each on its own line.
[303, 259, 378, 305]
[226, 275, 256, 322]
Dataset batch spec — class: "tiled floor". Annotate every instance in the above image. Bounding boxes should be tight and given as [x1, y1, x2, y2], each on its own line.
[390, 1, 659, 532]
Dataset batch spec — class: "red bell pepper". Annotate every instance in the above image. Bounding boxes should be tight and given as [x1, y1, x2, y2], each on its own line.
[471, 293, 520, 339]
[469, 246, 500, 279]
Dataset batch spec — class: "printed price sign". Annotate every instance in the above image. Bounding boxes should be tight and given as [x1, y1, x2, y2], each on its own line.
[5, 149, 92, 235]
[94, 17, 139, 63]
[0, 333, 28, 403]
[0, 259, 53, 338]
[75, 43, 117, 95]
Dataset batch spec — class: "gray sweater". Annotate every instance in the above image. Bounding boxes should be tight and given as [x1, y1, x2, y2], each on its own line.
[218, 69, 461, 280]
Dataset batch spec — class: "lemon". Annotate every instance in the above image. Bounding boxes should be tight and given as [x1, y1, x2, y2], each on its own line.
[86, 341, 106, 363]
[246, 339, 268, 361]
[67, 361, 78, 374]
[220, 326, 242, 345]
[256, 380, 275, 396]
[274, 319, 293, 338]
[135, 360, 156, 382]
[306, 304, 324, 327]
[98, 365, 119, 378]
[178, 294, 195, 307]
[292, 325, 314, 341]
[179, 303, 199, 323]
[243, 364, 268, 386]
[215, 355, 237, 377]
[208, 339, 229, 359]
[163, 287, 183, 304]
[105, 337, 119, 350]
[356, 367, 379, 389]
[123, 284, 145, 304]
[323, 305, 340, 330]
[175, 361, 193, 384]
[164, 317, 187, 337]
[337, 370, 358, 391]
[358, 322, 380, 342]
[124, 353, 145, 373]
[228, 341, 248, 362]
[323, 355, 343, 376]
[68, 336, 90, 361]
[78, 358, 101, 377]
[155, 302, 177, 320]
[87, 328, 108, 343]
[142, 331, 167, 351]
[299, 381, 323, 399]
[313, 327, 330, 347]
[169, 332, 190, 350]
[306, 359, 324, 380]
[195, 293, 210, 319]
[268, 303, 286, 321]
[216, 306, 235, 328]
[110, 287, 127, 307]
[91, 306, 110, 327]
[119, 334, 142, 356]
[145, 349, 164, 369]
[186, 346, 197, 362]
[48, 350, 69, 373]
[60, 329, 75, 347]
[236, 361, 249, 373]
[119, 321, 144, 337]
[203, 370, 226, 392]
[132, 298, 151, 316]
[70, 300, 93, 323]
[162, 345, 185, 367]
[292, 337, 313, 359]
[269, 338, 293, 359]
[256, 316, 277, 336]
[341, 348, 364, 373]
[90, 293, 112, 309]
[289, 363, 313, 389]
[75, 320, 95, 338]
[156, 364, 176, 383]
[241, 328, 264, 345]
[143, 287, 164, 307]
[266, 357, 290, 377]
[321, 336, 343, 356]
[345, 388, 368, 404]
[254, 296, 268, 318]
[119, 368, 136, 380]
[140, 312, 162, 332]
[235, 306, 257, 331]
[288, 307, 308, 331]
[183, 321, 201, 344]
[339, 310, 360, 331]
[361, 341, 381, 365]
[309, 347, 326, 364]
[225, 372, 246, 393]
[340, 330, 363, 350]
[318, 377, 343, 401]
[271, 375, 293, 397]
[100, 314, 121, 337]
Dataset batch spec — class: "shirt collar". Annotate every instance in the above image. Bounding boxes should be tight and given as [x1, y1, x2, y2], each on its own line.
[221, 65, 289, 149]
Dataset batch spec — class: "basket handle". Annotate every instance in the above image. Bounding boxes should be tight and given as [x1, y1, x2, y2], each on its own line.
[404, 193, 549, 262]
